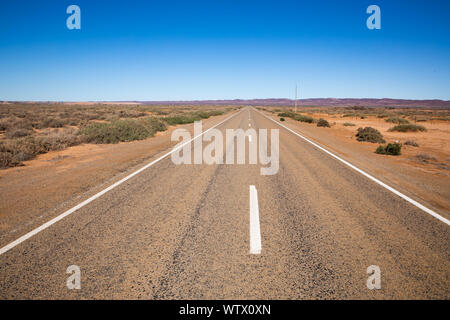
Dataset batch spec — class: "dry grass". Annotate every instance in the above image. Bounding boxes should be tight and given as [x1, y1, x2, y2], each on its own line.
[0, 103, 232, 168]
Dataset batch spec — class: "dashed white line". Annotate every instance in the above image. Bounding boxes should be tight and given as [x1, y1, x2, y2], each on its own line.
[0, 110, 244, 257]
[249, 185, 262, 254]
[253, 107, 450, 226]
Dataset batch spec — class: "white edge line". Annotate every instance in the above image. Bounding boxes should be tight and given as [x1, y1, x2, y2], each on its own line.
[249, 185, 262, 254]
[253, 107, 450, 226]
[0, 109, 244, 256]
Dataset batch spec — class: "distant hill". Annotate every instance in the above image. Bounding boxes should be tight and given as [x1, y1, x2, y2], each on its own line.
[3, 98, 450, 109]
[136, 98, 450, 109]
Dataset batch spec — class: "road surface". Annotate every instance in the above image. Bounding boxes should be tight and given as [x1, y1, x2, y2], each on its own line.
[0, 107, 448, 299]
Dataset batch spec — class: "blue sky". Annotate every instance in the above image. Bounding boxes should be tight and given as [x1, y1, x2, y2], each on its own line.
[0, 0, 449, 101]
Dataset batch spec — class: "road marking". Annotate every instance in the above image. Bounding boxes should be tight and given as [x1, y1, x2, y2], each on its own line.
[0, 110, 244, 257]
[254, 108, 450, 226]
[249, 185, 262, 254]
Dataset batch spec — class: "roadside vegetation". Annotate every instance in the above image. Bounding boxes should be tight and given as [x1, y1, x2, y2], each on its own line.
[375, 143, 402, 156]
[388, 124, 427, 132]
[79, 118, 167, 144]
[355, 127, 385, 143]
[265, 106, 448, 165]
[316, 119, 330, 127]
[277, 112, 314, 123]
[0, 103, 230, 168]
[385, 117, 410, 124]
[164, 110, 224, 125]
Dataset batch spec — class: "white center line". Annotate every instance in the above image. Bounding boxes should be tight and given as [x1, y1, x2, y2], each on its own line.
[249, 185, 262, 254]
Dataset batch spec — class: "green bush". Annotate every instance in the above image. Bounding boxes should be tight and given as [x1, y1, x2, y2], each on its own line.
[80, 120, 150, 144]
[293, 114, 314, 123]
[164, 110, 223, 125]
[385, 117, 410, 124]
[278, 112, 295, 118]
[140, 117, 167, 135]
[343, 122, 356, 126]
[376, 143, 402, 155]
[356, 127, 385, 143]
[388, 124, 427, 132]
[317, 118, 330, 127]
[280, 117, 286, 122]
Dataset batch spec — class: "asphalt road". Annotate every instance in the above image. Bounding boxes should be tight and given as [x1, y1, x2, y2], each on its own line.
[0, 107, 448, 299]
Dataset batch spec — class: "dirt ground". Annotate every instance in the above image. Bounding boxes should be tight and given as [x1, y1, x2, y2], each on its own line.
[263, 108, 450, 217]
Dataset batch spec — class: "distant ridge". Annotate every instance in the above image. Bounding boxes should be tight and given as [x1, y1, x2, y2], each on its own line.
[134, 98, 450, 109]
[3, 98, 450, 108]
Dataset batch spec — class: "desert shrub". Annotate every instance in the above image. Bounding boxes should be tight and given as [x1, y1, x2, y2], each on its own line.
[163, 110, 223, 126]
[80, 120, 151, 144]
[0, 152, 19, 168]
[278, 112, 295, 118]
[0, 118, 9, 131]
[0, 117, 33, 131]
[356, 127, 385, 143]
[33, 117, 65, 129]
[388, 124, 427, 132]
[343, 122, 356, 126]
[79, 117, 166, 144]
[317, 118, 330, 127]
[118, 110, 147, 118]
[37, 128, 81, 151]
[164, 115, 199, 125]
[5, 128, 34, 139]
[385, 117, 410, 124]
[0, 137, 47, 168]
[195, 110, 223, 118]
[293, 114, 314, 123]
[376, 143, 402, 155]
[377, 114, 389, 118]
[280, 118, 285, 122]
[404, 140, 419, 147]
[139, 117, 167, 135]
